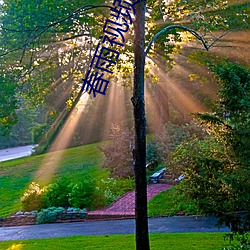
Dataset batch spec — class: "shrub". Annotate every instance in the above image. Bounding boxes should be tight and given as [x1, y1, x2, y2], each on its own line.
[93, 177, 134, 209]
[67, 207, 87, 213]
[146, 141, 159, 171]
[113, 177, 134, 197]
[43, 177, 71, 208]
[167, 135, 242, 214]
[68, 180, 94, 209]
[92, 178, 117, 209]
[21, 182, 45, 211]
[32, 123, 47, 144]
[223, 233, 250, 250]
[36, 206, 64, 224]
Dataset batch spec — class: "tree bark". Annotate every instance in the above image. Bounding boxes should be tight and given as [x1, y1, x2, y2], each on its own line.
[132, 0, 150, 250]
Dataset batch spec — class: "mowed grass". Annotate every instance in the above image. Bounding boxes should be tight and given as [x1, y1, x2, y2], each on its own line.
[148, 186, 199, 217]
[0, 233, 230, 250]
[0, 143, 104, 217]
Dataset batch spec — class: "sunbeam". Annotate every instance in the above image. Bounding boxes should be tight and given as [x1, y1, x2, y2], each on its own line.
[34, 37, 224, 184]
[35, 93, 89, 184]
[145, 54, 209, 129]
[100, 82, 128, 140]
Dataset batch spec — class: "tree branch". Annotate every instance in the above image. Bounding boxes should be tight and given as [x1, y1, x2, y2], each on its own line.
[1, 4, 112, 33]
[56, 33, 91, 43]
[145, 25, 213, 56]
[205, 30, 230, 49]
[38, 4, 112, 31]
[0, 4, 112, 57]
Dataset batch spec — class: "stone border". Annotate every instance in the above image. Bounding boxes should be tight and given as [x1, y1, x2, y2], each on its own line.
[0, 212, 87, 227]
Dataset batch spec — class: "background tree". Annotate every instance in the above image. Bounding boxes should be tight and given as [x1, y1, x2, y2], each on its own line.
[0, 0, 109, 142]
[0, 74, 18, 136]
[146, 122, 206, 169]
[99, 124, 133, 178]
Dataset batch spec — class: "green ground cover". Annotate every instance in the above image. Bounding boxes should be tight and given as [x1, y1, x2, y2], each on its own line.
[0, 233, 230, 250]
[148, 186, 199, 217]
[0, 143, 103, 217]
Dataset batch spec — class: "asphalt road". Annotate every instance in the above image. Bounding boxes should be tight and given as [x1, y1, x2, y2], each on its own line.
[0, 145, 37, 162]
[0, 216, 230, 241]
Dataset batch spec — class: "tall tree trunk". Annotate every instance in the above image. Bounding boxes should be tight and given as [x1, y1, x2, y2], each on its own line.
[132, 0, 150, 250]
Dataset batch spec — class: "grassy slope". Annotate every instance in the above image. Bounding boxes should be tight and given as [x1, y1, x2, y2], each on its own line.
[0, 143, 104, 217]
[0, 233, 230, 250]
[148, 186, 200, 217]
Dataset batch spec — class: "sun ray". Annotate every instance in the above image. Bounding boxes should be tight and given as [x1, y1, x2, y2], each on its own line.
[145, 54, 209, 127]
[100, 81, 129, 140]
[34, 40, 223, 184]
[35, 93, 89, 184]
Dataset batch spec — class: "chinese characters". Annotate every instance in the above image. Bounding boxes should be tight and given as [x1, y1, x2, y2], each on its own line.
[81, 0, 140, 97]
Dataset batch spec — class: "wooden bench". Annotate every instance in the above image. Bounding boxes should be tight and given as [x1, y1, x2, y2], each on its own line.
[149, 168, 165, 184]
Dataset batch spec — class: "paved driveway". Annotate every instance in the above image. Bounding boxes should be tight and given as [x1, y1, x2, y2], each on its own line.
[88, 184, 171, 218]
[0, 216, 229, 241]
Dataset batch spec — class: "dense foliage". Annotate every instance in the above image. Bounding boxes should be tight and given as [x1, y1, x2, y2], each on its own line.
[43, 177, 72, 208]
[36, 206, 65, 224]
[0, 75, 18, 136]
[21, 175, 134, 212]
[0, 0, 248, 137]
[0, 0, 108, 141]
[168, 61, 250, 233]
[21, 182, 45, 211]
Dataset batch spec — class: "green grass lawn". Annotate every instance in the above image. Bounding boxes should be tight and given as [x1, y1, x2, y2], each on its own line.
[148, 186, 199, 217]
[0, 233, 230, 250]
[0, 143, 104, 217]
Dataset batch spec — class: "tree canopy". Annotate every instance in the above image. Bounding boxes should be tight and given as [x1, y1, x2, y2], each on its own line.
[0, 0, 248, 129]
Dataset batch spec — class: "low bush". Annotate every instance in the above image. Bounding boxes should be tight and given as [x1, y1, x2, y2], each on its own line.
[67, 207, 87, 213]
[68, 180, 94, 209]
[21, 176, 134, 212]
[93, 178, 117, 208]
[21, 182, 45, 212]
[36, 206, 64, 224]
[223, 233, 250, 250]
[93, 177, 134, 209]
[113, 177, 134, 197]
[43, 177, 71, 208]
